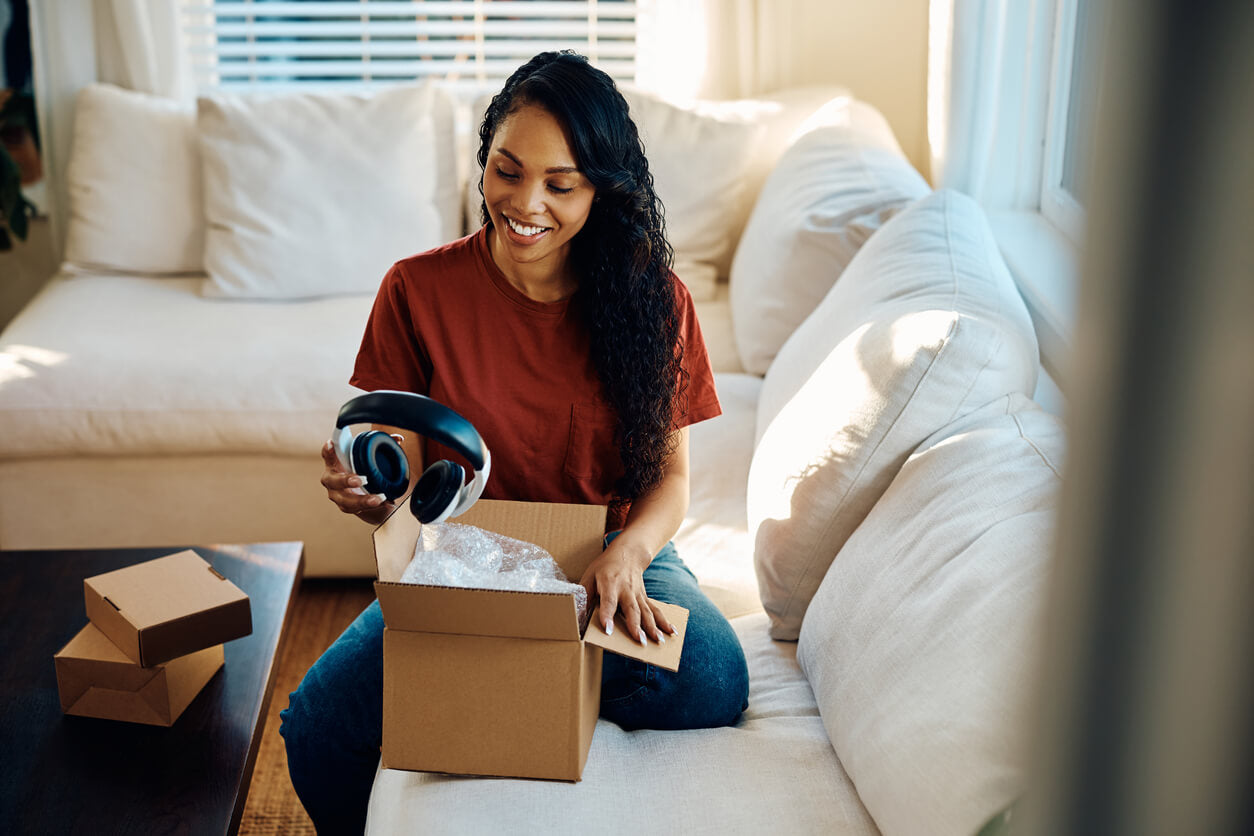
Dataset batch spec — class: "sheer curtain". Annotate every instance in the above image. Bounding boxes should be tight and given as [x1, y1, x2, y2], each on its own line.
[635, 0, 790, 101]
[28, 0, 192, 259]
[928, 0, 1055, 209]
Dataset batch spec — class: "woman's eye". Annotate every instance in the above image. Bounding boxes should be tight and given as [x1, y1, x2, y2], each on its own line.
[548, 184, 574, 195]
[494, 166, 519, 181]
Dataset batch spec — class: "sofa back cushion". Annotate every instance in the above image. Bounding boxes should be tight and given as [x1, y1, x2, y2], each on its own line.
[750, 189, 1038, 640]
[198, 82, 459, 299]
[797, 395, 1064, 836]
[730, 121, 930, 375]
[65, 84, 204, 275]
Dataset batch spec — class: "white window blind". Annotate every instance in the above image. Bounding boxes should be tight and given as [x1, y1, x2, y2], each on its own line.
[182, 1, 638, 94]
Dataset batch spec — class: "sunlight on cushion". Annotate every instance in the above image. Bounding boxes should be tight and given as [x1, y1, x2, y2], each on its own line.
[0, 345, 70, 388]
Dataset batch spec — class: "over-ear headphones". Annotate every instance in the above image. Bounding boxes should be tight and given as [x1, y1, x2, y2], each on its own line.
[333, 391, 492, 524]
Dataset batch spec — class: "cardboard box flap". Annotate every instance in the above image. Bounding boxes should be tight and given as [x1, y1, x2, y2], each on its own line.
[64, 679, 172, 726]
[374, 499, 608, 585]
[583, 599, 689, 672]
[376, 581, 581, 641]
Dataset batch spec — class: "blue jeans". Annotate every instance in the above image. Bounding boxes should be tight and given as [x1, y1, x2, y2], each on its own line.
[280, 539, 749, 835]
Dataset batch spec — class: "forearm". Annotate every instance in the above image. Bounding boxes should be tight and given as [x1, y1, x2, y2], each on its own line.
[613, 468, 689, 571]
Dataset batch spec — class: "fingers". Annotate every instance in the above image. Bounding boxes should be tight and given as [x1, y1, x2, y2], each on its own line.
[650, 599, 678, 637]
[597, 589, 618, 637]
[320, 440, 388, 514]
[638, 598, 662, 644]
[321, 439, 342, 469]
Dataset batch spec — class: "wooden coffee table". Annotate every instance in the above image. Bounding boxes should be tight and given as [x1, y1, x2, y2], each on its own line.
[0, 542, 304, 835]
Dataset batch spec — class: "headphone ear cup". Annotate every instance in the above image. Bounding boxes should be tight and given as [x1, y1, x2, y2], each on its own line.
[410, 460, 465, 523]
[351, 431, 410, 501]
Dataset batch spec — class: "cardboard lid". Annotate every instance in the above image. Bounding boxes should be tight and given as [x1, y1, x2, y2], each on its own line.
[85, 550, 246, 624]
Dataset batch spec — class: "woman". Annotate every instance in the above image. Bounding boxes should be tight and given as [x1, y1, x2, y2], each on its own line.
[281, 51, 749, 834]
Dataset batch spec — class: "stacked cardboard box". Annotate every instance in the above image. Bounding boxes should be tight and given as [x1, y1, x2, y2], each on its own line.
[54, 550, 252, 726]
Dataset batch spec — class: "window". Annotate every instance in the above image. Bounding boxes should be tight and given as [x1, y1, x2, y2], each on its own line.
[181, 0, 639, 95]
[1040, 0, 1102, 245]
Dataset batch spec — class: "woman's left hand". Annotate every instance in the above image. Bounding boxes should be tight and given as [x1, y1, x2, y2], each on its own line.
[579, 538, 675, 645]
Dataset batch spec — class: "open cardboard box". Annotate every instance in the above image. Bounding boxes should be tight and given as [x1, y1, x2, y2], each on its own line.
[373, 499, 688, 781]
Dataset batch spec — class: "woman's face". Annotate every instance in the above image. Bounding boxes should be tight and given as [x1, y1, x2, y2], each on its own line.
[482, 104, 596, 288]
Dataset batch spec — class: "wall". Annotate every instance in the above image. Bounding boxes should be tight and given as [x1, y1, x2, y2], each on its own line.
[763, 1, 932, 179]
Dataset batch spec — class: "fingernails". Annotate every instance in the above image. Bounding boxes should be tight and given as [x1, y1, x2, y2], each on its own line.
[668, 625, 679, 636]
[349, 476, 365, 487]
[604, 619, 613, 636]
[638, 629, 648, 645]
[657, 633, 666, 644]
[367, 494, 384, 506]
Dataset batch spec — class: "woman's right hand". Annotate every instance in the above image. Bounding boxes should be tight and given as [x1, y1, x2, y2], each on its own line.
[320, 439, 394, 520]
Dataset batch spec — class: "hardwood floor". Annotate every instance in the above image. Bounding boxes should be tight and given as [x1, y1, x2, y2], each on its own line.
[239, 578, 376, 835]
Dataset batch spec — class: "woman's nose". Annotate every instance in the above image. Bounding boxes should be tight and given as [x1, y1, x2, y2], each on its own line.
[513, 179, 547, 216]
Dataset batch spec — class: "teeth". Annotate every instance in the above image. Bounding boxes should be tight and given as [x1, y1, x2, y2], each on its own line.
[506, 216, 547, 236]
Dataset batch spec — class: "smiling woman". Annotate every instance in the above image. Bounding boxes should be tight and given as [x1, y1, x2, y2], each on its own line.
[282, 51, 750, 834]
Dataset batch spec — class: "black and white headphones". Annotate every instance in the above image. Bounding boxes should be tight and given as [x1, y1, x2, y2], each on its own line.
[332, 390, 492, 524]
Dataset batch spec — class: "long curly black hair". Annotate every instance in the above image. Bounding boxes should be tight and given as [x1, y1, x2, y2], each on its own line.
[477, 51, 688, 509]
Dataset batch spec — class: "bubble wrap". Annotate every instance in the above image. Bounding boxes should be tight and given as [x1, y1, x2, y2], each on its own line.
[400, 522, 588, 622]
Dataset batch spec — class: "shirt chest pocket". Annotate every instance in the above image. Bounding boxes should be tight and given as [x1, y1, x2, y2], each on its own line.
[563, 403, 622, 483]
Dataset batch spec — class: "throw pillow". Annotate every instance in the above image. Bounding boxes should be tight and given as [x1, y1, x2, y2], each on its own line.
[750, 190, 1039, 640]
[730, 123, 931, 375]
[65, 84, 204, 274]
[198, 82, 458, 299]
[797, 395, 1064, 836]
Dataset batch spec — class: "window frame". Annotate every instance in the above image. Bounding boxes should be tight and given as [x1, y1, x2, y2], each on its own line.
[1039, 0, 1087, 246]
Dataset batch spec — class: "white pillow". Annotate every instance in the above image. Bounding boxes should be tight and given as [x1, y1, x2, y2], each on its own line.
[625, 90, 764, 273]
[65, 84, 204, 274]
[198, 82, 459, 299]
[798, 395, 1064, 836]
[750, 190, 1038, 640]
[463, 89, 764, 280]
[730, 124, 931, 375]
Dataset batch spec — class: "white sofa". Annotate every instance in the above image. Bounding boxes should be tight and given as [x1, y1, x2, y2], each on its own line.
[0, 81, 1064, 835]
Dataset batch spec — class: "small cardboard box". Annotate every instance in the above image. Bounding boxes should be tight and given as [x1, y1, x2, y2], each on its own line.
[374, 499, 688, 782]
[83, 550, 252, 667]
[54, 622, 224, 726]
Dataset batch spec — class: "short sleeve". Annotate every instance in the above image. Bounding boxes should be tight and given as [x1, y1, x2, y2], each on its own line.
[350, 262, 432, 394]
[673, 274, 722, 429]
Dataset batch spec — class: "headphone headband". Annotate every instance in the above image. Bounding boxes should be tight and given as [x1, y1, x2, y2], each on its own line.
[336, 390, 488, 470]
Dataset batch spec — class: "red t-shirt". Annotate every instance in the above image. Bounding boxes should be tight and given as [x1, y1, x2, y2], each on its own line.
[351, 227, 722, 531]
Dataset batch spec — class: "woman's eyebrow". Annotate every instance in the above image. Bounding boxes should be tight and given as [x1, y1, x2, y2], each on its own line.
[496, 147, 579, 175]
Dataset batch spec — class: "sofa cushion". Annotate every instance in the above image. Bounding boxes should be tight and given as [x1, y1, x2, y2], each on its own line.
[198, 82, 459, 299]
[750, 190, 1039, 640]
[797, 394, 1063, 836]
[64, 84, 204, 275]
[0, 274, 366, 458]
[675, 372, 761, 618]
[366, 612, 878, 835]
[730, 123, 931, 375]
